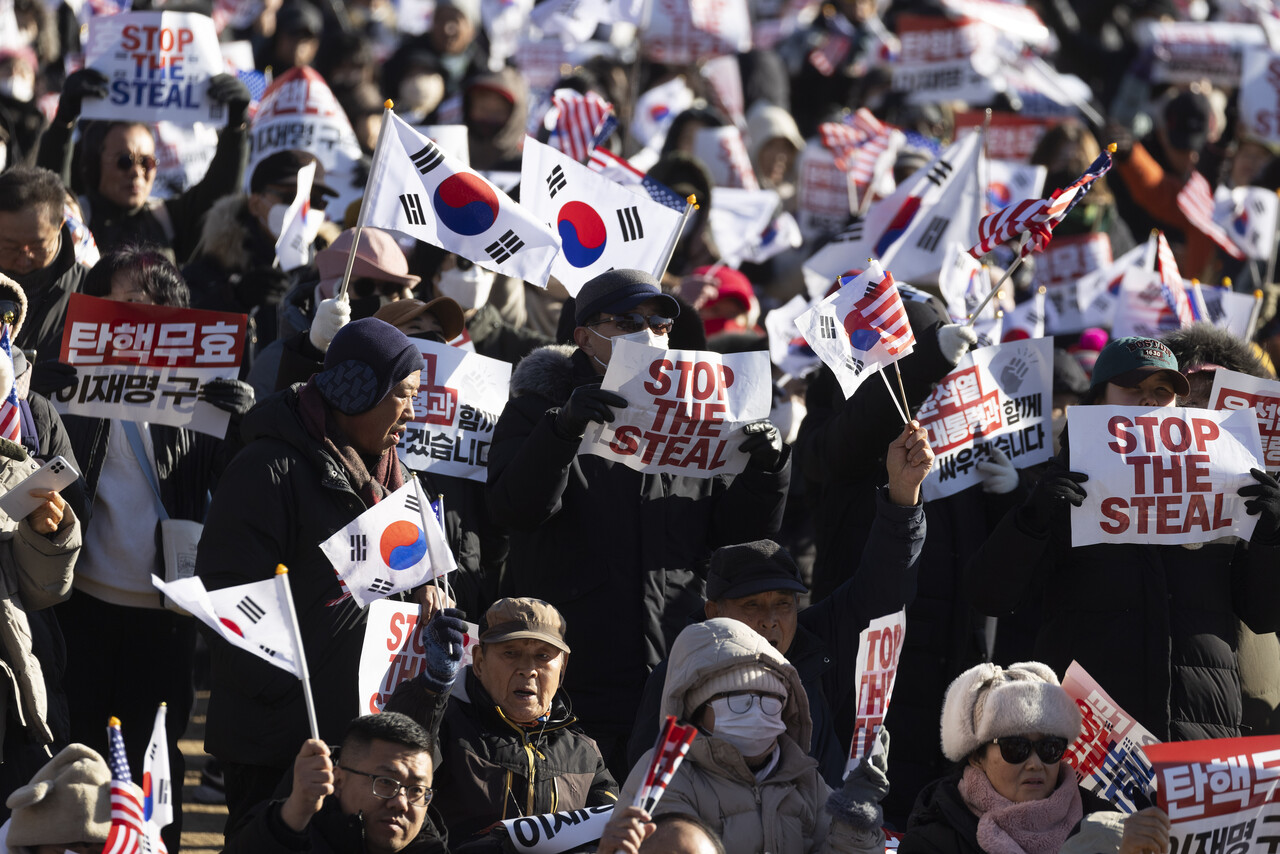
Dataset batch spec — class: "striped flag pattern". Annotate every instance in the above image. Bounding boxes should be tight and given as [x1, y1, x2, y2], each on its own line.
[809, 32, 852, 76]
[105, 717, 165, 854]
[848, 268, 916, 356]
[586, 147, 688, 211]
[1177, 170, 1246, 261]
[819, 109, 889, 181]
[551, 89, 614, 164]
[0, 325, 21, 444]
[633, 716, 698, 813]
[1156, 231, 1195, 327]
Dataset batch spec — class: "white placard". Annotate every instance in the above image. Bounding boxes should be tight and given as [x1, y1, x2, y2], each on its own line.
[356, 599, 480, 715]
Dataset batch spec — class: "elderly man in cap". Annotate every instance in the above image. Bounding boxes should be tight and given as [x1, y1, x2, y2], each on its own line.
[627, 423, 932, 788]
[198, 317, 426, 835]
[386, 597, 617, 848]
[487, 268, 791, 779]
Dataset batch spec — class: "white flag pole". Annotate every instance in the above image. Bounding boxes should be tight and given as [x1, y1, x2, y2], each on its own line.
[275, 565, 320, 741]
[338, 100, 396, 301]
[411, 474, 452, 609]
[655, 195, 699, 281]
[966, 234, 1029, 325]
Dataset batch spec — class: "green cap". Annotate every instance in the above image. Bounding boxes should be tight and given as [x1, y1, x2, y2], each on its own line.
[1090, 337, 1190, 396]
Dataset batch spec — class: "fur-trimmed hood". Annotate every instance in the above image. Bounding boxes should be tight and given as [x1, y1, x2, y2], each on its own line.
[1162, 322, 1272, 378]
[509, 344, 580, 405]
[192, 194, 254, 271]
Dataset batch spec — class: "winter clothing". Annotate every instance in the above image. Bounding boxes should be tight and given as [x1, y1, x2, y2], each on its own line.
[705, 539, 809, 600]
[478, 596, 569, 651]
[619, 618, 883, 854]
[7, 221, 89, 362]
[222, 793, 447, 854]
[464, 302, 551, 366]
[463, 69, 529, 172]
[573, 269, 680, 326]
[939, 663, 1081, 764]
[314, 318, 420, 415]
[1088, 336, 1188, 395]
[955, 766, 1082, 854]
[487, 344, 791, 738]
[385, 667, 618, 848]
[4, 743, 110, 851]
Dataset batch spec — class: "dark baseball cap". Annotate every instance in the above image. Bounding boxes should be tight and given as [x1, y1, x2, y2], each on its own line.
[574, 269, 680, 326]
[1090, 336, 1190, 396]
[251, 150, 339, 202]
[706, 540, 808, 601]
[1163, 91, 1211, 153]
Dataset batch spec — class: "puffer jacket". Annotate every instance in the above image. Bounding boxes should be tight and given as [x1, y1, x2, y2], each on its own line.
[223, 793, 447, 854]
[0, 451, 81, 754]
[10, 221, 89, 362]
[386, 667, 617, 849]
[487, 346, 791, 735]
[618, 619, 882, 854]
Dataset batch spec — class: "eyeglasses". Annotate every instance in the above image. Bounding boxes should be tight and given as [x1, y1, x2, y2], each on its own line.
[718, 693, 784, 715]
[587, 313, 675, 335]
[992, 736, 1068, 765]
[338, 766, 433, 806]
[116, 153, 158, 173]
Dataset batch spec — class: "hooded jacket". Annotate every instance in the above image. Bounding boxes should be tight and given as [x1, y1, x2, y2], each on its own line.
[386, 666, 617, 848]
[464, 69, 529, 172]
[618, 619, 881, 854]
[487, 345, 791, 735]
[196, 385, 412, 768]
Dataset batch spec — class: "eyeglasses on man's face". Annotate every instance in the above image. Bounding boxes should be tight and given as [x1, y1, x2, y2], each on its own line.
[339, 766, 433, 806]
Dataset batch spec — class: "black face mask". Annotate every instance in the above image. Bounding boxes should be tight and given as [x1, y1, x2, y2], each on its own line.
[350, 294, 394, 321]
[409, 330, 449, 344]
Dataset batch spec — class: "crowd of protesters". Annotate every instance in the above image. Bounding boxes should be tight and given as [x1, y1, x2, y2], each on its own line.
[1, 0, 1280, 850]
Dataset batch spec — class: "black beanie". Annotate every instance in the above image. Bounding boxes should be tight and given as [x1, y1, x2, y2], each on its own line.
[314, 318, 421, 415]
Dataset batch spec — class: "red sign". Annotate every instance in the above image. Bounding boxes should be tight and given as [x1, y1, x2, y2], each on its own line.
[60, 293, 246, 369]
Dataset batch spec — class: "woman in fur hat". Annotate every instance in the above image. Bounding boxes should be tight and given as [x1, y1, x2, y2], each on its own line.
[899, 662, 1110, 854]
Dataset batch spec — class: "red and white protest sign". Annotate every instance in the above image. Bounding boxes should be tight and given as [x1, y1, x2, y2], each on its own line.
[82, 11, 226, 126]
[846, 609, 906, 777]
[357, 599, 480, 715]
[693, 126, 758, 190]
[920, 337, 1054, 502]
[580, 341, 771, 477]
[1147, 734, 1280, 849]
[1069, 406, 1264, 547]
[640, 0, 751, 65]
[1061, 661, 1159, 814]
[399, 340, 511, 483]
[1035, 233, 1113, 334]
[53, 294, 246, 437]
[1135, 20, 1266, 87]
[955, 112, 1056, 162]
[1210, 369, 1280, 472]
[1240, 47, 1280, 150]
[796, 140, 851, 242]
[891, 15, 1002, 105]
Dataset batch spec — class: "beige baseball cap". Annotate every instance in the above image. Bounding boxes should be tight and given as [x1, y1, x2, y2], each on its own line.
[480, 598, 570, 654]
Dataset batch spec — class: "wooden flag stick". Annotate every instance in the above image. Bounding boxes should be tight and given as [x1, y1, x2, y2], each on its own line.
[966, 235, 1029, 326]
[892, 361, 912, 421]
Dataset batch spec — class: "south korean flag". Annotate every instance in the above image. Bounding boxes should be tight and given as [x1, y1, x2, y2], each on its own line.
[520, 137, 685, 295]
[319, 478, 457, 608]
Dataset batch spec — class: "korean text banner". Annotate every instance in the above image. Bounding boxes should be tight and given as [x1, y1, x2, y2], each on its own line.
[1069, 406, 1263, 547]
[54, 294, 246, 438]
[83, 12, 226, 125]
[398, 340, 511, 482]
[357, 600, 479, 716]
[920, 337, 1054, 502]
[1062, 661, 1159, 814]
[1146, 734, 1280, 852]
[580, 341, 771, 478]
[1210, 369, 1280, 472]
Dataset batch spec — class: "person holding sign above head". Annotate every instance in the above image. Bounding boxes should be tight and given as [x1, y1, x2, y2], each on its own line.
[384, 597, 618, 850]
[487, 269, 791, 781]
[965, 336, 1280, 744]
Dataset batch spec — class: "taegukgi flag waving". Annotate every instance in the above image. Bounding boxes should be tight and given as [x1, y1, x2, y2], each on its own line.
[521, 137, 684, 295]
[362, 111, 560, 287]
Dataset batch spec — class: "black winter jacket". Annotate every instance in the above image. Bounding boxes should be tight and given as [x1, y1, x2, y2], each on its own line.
[12, 222, 88, 362]
[486, 345, 791, 734]
[386, 668, 617, 849]
[223, 794, 448, 854]
[196, 385, 411, 768]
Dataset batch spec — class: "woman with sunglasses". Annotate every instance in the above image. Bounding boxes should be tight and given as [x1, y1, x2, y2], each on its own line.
[898, 662, 1109, 854]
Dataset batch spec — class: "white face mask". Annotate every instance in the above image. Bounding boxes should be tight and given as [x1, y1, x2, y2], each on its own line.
[436, 263, 495, 309]
[267, 203, 326, 244]
[710, 696, 786, 759]
[0, 74, 33, 103]
[587, 327, 665, 369]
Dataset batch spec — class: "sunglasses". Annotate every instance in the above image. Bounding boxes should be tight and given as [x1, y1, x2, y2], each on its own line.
[588, 313, 675, 335]
[116, 153, 158, 173]
[992, 736, 1068, 765]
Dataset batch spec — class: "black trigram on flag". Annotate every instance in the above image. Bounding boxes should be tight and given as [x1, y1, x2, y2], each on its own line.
[400, 193, 426, 226]
[916, 216, 949, 252]
[237, 596, 266, 624]
[367, 578, 395, 595]
[616, 206, 644, 241]
[405, 490, 421, 515]
[924, 159, 953, 187]
[547, 165, 567, 198]
[833, 218, 864, 243]
[350, 534, 368, 562]
[411, 142, 444, 175]
[817, 315, 838, 339]
[844, 356, 865, 376]
[486, 230, 524, 263]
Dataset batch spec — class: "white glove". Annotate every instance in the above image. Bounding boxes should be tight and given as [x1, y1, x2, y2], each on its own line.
[937, 323, 978, 364]
[309, 297, 350, 353]
[975, 447, 1019, 495]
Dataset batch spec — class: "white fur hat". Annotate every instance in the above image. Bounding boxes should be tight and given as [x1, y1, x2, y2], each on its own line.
[939, 662, 1081, 762]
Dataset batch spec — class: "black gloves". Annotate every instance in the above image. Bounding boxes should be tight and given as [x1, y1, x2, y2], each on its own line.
[1020, 467, 1088, 535]
[206, 73, 252, 127]
[554, 385, 628, 439]
[739, 420, 783, 470]
[55, 69, 109, 122]
[29, 361, 78, 398]
[420, 607, 467, 693]
[1241, 468, 1280, 544]
[827, 728, 890, 832]
[202, 378, 255, 415]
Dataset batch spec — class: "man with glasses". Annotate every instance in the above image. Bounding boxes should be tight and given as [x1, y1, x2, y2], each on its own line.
[36, 68, 252, 263]
[0, 166, 89, 360]
[224, 711, 445, 854]
[488, 268, 791, 781]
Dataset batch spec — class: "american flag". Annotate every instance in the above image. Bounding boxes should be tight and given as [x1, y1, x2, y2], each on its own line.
[105, 717, 165, 854]
[843, 268, 916, 356]
[0, 326, 21, 444]
[634, 716, 698, 812]
[586, 147, 688, 212]
[809, 32, 852, 76]
[550, 89, 614, 164]
[1156, 231, 1196, 327]
[819, 110, 889, 181]
[1177, 170, 1246, 261]
[969, 149, 1112, 259]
